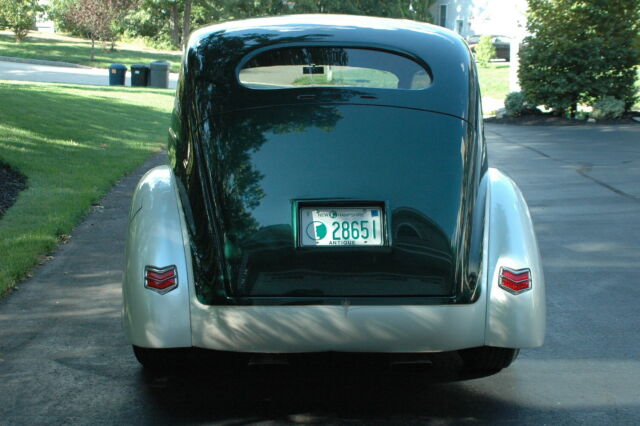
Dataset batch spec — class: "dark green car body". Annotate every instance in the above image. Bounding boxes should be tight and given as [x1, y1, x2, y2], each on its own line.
[167, 16, 487, 307]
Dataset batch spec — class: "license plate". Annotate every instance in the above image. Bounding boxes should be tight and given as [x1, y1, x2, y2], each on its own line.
[299, 206, 384, 247]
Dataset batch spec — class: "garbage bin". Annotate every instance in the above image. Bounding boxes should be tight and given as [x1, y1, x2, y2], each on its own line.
[149, 60, 170, 88]
[130, 64, 150, 87]
[108, 64, 127, 86]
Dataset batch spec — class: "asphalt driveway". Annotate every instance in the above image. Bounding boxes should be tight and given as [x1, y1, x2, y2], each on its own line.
[0, 123, 639, 424]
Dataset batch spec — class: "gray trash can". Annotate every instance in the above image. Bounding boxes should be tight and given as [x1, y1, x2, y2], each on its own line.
[108, 64, 127, 86]
[130, 64, 150, 87]
[149, 60, 170, 88]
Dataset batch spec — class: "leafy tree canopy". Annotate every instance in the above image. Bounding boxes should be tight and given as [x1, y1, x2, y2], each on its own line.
[519, 0, 640, 114]
[0, 0, 41, 42]
[52, 0, 436, 49]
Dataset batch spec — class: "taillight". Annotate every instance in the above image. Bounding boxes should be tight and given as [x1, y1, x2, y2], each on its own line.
[144, 265, 178, 294]
[499, 267, 531, 294]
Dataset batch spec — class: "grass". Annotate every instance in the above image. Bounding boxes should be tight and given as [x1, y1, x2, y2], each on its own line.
[0, 31, 181, 72]
[0, 81, 174, 295]
[293, 69, 398, 88]
[477, 61, 510, 101]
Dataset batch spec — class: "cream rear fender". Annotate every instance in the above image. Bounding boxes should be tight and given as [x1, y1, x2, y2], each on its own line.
[121, 166, 546, 352]
[484, 168, 546, 348]
[122, 166, 193, 348]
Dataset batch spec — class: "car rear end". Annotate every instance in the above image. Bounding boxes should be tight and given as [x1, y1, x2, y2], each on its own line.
[124, 16, 544, 369]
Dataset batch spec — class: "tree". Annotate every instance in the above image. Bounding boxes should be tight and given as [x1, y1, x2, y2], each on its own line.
[0, 0, 40, 43]
[119, 0, 208, 49]
[272, 0, 435, 21]
[475, 35, 495, 67]
[519, 0, 640, 116]
[122, 0, 436, 50]
[48, 0, 80, 35]
[65, 0, 137, 59]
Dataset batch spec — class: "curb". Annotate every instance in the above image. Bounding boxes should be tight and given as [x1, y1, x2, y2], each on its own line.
[0, 56, 93, 69]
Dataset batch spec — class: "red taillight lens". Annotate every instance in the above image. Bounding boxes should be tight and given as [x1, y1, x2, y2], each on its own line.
[144, 265, 178, 294]
[499, 267, 531, 294]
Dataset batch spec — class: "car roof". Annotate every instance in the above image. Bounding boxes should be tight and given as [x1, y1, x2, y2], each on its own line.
[182, 15, 476, 121]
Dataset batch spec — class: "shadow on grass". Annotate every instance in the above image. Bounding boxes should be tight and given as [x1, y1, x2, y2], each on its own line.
[0, 33, 181, 71]
[1, 83, 172, 149]
[49, 83, 177, 97]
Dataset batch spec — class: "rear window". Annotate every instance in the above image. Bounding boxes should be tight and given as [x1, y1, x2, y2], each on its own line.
[239, 47, 431, 90]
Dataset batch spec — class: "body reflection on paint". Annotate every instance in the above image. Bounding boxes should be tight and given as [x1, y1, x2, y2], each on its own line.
[168, 17, 485, 306]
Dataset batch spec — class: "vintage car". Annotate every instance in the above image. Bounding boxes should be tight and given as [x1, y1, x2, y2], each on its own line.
[122, 15, 545, 372]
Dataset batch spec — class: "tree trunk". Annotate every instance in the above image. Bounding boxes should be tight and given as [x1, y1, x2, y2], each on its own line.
[170, 3, 180, 48]
[182, 0, 192, 48]
[90, 35, 95, 61]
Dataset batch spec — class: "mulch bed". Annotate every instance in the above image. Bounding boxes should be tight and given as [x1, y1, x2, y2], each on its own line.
[486, 113, 640, 126]
[0, 162, 27, 219]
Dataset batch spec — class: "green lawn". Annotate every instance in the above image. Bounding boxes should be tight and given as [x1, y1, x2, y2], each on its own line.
[477, 62, 510, 101]
[0, 81, 174, 295]
[0, 31, 181, 72]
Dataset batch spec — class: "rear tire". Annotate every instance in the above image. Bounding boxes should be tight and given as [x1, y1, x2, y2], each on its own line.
[459, 346, 519, 373]
[132, 345, 190, 370]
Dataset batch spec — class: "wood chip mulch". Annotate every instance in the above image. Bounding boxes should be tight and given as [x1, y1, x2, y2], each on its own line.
[0, 162, 27, 219]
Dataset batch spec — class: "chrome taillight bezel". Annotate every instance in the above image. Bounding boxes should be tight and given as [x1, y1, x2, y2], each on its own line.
[144, 265, 178, 295]
[499, 267, 531, 295]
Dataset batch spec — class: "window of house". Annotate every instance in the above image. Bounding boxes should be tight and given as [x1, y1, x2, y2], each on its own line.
[439, 5, 448, 28]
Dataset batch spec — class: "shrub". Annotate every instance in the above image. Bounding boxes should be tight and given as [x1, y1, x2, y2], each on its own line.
[0, 0, 40, 42]
[475, 35, 496, 68]
[504, 92, 531, 117]
[591, 97, 625, 120]
[519, 0, 640, 116]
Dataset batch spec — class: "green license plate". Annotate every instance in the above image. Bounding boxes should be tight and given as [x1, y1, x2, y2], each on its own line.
[299, 206, 384, 247]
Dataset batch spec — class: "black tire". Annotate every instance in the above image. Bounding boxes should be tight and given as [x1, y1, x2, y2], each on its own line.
[459, 346, 519, 373]
[132, 345, 191, 370]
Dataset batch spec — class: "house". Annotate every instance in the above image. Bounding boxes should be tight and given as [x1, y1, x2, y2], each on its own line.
[36, 0, 55, 33]
[431, 0, 527, 93]
[429, 0, 527, 40]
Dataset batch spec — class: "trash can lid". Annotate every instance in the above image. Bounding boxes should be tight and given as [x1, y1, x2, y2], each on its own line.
[131, 64, 150, 69]
[108, 63, 127, 70]
[150, 60, 171, 69]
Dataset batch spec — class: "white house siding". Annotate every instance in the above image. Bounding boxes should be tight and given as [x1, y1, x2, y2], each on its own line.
[431, 0, 527, 39]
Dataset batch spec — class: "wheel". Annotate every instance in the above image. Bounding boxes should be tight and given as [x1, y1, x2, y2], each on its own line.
[132, 345, 190, 370]
[459, 346, 519, 373]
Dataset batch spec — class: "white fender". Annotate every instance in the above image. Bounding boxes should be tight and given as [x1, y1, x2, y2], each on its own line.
[122, 166, 193, 348]
[484, 168, 546, 348]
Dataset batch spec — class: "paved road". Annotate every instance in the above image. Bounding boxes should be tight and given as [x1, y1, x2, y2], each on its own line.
[0, 123, 639, 424]
[0, 60, 178, 89]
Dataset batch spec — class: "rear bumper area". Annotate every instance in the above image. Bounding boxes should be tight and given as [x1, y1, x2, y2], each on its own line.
[190, 302, 486, 353]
